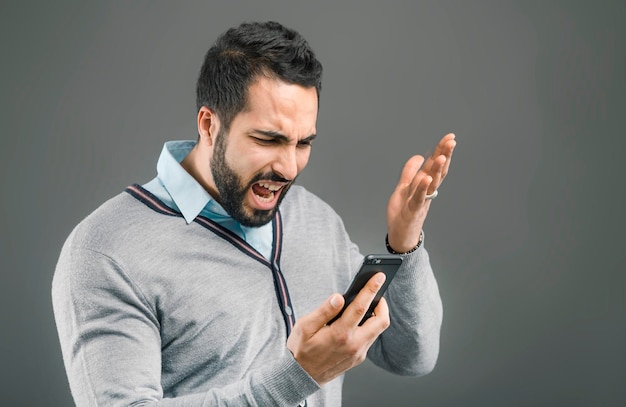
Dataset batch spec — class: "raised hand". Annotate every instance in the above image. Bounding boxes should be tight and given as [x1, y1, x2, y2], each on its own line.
[386, 133, 456, 253]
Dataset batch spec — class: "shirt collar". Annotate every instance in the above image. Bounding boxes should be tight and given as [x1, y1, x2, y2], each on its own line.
[157, 140, 213, 224]
[154, 140, 274, 259]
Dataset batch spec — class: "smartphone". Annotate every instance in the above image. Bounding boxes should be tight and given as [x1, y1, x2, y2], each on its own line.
[327, 254, 403, 326]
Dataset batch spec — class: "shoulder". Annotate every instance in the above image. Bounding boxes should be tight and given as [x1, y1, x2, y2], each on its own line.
[64, 189, 179, 253]
[279, 185, 352, 235]
[280, 185, 338, 218]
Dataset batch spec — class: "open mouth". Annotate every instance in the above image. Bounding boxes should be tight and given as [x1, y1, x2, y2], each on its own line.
[251, 181, 285, 206]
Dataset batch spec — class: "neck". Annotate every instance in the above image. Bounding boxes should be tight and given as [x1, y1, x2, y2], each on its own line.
[181, 144, 221, 202]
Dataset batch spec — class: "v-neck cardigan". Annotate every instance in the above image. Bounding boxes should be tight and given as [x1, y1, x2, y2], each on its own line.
[52, 184, 442, 406]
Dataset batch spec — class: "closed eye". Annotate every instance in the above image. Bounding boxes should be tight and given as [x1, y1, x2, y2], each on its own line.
[297, 139, 313, 148]
[252, 136, 277, 145]
[298, 135, 317, 148]
[249, 130, 316, 148]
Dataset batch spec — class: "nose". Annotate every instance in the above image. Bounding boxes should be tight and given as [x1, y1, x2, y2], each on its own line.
[273, 146, 299, 181]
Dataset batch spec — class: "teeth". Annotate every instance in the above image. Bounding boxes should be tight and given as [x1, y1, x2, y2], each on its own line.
[256, 191, 275, 202]
[259, 183, 282, 191]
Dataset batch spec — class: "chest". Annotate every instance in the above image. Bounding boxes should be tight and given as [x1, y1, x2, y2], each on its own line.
[128, 231, 347, 367]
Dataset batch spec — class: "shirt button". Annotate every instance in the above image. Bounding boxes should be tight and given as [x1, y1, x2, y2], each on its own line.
[285, 306, 293, 316]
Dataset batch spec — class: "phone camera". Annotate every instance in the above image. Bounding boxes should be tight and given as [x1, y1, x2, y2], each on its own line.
[374, 259, 381, 264]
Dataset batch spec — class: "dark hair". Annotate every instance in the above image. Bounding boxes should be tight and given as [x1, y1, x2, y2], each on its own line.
[196, 21, 323, 130]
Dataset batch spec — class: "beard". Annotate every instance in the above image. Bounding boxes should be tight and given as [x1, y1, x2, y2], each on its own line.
[210, 129, 294, 227]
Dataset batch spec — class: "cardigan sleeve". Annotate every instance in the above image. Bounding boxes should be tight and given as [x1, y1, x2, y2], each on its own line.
[365, 238, 443, 376]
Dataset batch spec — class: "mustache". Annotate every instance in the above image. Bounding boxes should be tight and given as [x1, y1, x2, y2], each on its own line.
[248, 172, 292, 185]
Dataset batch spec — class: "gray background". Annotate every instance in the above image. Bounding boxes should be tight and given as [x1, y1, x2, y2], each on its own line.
[1, 1, 624, 405]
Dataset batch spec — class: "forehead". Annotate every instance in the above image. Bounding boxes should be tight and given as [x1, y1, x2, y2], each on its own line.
[233, 77, 318, 136]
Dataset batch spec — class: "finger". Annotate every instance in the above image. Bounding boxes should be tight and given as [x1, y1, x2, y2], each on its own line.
[340, 273, 386, 327]
[396, 155, 425, 192]
[362, 297, 390, 339]
[374, 296, 389, 320]
[427, 155, 447, 194]
[299, 294, 345, 336]
[422, 133, 456, 174]
[439, 138, 456, 180]
[408, 175, 433, 211]
[422, 138, 456, 189]
[432, 133, 456, 159]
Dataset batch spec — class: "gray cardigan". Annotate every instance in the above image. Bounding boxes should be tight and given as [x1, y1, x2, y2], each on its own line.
[52, 185, 442, 406]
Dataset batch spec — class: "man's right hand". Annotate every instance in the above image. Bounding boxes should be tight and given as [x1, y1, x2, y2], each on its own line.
[286, 273, 390, 385]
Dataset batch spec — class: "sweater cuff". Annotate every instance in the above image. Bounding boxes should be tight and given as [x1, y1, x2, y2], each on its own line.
[252, 351, 320, 406]
[394, 233, 432, 281]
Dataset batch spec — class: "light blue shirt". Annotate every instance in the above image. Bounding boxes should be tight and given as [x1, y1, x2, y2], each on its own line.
[143, 140, 273, 260]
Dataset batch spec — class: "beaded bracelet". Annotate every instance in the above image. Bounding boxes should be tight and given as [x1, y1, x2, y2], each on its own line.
[385, 231, 423, 255]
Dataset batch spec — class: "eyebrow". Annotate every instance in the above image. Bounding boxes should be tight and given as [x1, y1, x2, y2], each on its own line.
[252, 129, 317, 144]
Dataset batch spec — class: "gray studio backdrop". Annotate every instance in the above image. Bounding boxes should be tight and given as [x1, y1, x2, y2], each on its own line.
[2, 1, 624, 406]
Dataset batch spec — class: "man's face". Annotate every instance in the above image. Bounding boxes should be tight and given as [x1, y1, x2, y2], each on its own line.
[210, 77, 318, 227]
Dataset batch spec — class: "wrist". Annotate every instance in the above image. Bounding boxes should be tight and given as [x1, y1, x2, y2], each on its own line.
[385, 231, 423, 255]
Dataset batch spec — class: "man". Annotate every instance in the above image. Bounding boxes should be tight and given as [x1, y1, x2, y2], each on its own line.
[52, 21, 455, 406]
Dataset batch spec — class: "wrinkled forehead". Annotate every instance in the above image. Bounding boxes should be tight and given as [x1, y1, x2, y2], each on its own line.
[237, 77, 318, 137]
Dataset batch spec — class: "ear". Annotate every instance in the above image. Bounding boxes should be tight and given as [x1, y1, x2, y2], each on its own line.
[197, 106, 221, 146]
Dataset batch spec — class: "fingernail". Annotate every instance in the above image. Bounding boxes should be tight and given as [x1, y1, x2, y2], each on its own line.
[330, 294, 342, 308]
[375, 273, 386, 285]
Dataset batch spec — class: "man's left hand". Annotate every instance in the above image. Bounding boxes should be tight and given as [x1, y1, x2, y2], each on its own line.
[386, 133, 456, 253]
